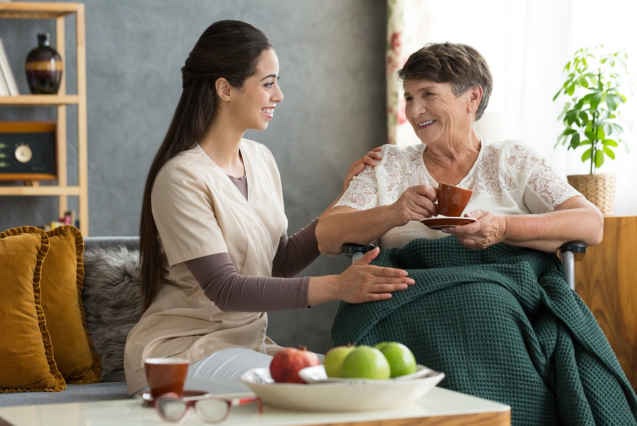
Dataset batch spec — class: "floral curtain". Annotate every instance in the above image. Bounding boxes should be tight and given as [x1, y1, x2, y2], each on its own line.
[386, 0, 428, 147]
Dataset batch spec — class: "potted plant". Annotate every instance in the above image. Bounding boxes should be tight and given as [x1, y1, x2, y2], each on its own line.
[553, 45, 630, 215]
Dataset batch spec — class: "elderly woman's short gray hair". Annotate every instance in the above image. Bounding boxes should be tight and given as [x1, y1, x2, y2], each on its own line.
[398, 42, 493, 121]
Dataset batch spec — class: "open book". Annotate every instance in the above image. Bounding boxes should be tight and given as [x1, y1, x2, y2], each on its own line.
[0, 38, 20, 96]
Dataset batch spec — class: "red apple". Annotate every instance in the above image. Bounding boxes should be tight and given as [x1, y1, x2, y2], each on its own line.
[270, 346, 320, 384]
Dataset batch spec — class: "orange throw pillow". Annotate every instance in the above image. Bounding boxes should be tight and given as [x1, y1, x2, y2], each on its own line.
[0, 227, 65, 393]
[41, 226, 101, 383]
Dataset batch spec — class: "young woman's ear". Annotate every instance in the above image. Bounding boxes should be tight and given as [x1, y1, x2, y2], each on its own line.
[215, 77, 232, 101]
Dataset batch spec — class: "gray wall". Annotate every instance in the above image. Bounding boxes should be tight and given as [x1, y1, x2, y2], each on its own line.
[0, 0, 387, 353]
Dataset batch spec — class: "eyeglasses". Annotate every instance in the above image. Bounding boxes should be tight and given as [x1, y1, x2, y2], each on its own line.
[154, 392, 262, 423]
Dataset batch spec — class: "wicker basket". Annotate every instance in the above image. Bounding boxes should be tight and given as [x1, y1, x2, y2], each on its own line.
[567, 173, 616, 215]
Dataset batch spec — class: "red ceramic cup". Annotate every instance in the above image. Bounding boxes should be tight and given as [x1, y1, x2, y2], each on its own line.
[144, 358, 189, 400]
[437, 183, 472, 217]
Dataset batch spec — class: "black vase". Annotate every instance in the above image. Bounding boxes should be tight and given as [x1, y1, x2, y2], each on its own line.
[25, 33, 63, 95]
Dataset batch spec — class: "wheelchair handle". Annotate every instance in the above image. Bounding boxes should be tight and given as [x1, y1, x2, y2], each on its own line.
[342, 243, 376, 262]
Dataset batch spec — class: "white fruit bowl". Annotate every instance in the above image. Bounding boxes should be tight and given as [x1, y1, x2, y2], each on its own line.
[239, 366, 444, 412]
[299, 364, 436, 383]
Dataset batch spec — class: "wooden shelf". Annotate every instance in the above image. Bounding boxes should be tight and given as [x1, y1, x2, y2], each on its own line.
[0, 2, 88, 235]
[0, 186, 82, 196]
[0, 95, 79, 106]
[0, 2, 79, 19]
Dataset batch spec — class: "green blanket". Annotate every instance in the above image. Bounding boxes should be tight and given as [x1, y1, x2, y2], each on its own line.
[331, 237, 637, 425]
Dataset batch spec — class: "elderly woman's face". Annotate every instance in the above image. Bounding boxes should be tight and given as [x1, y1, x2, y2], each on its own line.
[403, 80, 476, 145]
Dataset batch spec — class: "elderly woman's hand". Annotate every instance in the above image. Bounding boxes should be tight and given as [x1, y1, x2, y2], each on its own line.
[390, 185, 438, 226]
[442, 210, 507, 250]
[343, 147, 383, 192]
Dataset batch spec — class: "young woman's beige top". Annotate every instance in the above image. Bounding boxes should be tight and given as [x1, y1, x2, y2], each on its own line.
[124, 139, 287, 394]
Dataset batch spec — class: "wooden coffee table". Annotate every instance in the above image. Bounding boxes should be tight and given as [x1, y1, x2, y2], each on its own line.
[0, 387, 510, 425]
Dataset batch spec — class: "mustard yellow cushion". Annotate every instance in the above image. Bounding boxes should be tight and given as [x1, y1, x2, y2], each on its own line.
[41, 226, 101, 383]
[0, 227, 65, 393]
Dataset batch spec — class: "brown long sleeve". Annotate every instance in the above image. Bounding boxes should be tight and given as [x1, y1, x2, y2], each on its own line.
[272, 218, 320, 278]
[185, 253, 310, 312]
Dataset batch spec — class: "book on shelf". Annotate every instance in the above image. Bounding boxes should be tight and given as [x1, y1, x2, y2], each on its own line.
[40, 210, 78, 232]
[41, 221, 66, 232]
[0, 38, 20, 96]
[0, 65, 9, 96]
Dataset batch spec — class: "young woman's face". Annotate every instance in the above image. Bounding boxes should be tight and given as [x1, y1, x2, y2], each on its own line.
[231, 49, 284, 131]
[403, 79, 475, 145]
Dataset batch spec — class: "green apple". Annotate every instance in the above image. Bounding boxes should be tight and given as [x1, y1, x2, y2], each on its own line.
[374, 341, 390, 352]
[340, 345, 391, 380]
[375, 341, 417, 378]
[323, 345, 356, 378]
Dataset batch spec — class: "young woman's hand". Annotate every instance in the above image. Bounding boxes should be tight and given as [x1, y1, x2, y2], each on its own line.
[389, 184, 438, 226]
[343, 147, 383, 192]
[333, 247, 414, 303]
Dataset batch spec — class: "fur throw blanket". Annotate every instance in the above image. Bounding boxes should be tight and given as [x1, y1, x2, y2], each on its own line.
[82, 246, 142, 382]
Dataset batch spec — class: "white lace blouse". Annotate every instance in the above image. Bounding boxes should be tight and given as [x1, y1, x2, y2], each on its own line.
[334, 138, 582, 249]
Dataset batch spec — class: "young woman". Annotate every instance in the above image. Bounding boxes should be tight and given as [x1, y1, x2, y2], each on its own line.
[123, 20, 412, 395]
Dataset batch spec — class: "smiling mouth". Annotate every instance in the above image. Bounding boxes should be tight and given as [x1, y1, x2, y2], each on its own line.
[262, 107, 275, 118]
[418, 119, 436, 128]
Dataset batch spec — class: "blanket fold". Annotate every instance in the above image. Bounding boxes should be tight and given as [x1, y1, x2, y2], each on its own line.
[331, 237, 637, 425]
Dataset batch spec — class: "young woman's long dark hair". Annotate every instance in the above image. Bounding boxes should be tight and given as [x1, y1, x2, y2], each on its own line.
[139, 21, 273, 311]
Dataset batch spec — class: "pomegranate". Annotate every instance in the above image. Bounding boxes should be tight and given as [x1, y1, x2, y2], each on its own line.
[269, 346, 320, 384]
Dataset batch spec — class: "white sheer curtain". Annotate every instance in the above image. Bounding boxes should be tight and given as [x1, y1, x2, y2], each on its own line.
[387, 0, 637, 214]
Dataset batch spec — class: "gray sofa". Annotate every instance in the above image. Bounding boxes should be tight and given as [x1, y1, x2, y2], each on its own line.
[0, 235, 342, 408]
[0, 237, 140, 407]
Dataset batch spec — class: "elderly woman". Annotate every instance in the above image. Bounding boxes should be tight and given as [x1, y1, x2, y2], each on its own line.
[318, 42, 602, 254]
[317, 43, 637, 426]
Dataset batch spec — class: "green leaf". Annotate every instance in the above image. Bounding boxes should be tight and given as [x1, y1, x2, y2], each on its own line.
[565, 61, 571, 71]
[579, 140, 592, 145]
[558, 102, 572, 120]
[578, 77, 589, 88]
[553, 90, 562, 102]
[595, 149, 604, 168]
[581, 148, 592, 162]
[603, 139, 617, 147]
[579, 111, 589, 125]
[570, 133, 581, 149]
[574, 98, 586, 110]
[597, 127, 606, 140]
[603, 146, 615, 159]
[606, 94, 618, 110]
[567, 83, 576, 96]
[590, 93, 602, 109]
[610, 123, 624, 134]
[565, 110, 579, 125]
[563, 128, 577, 135]
[580, 93, 596, 104]
[614, 93, 625, 105]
